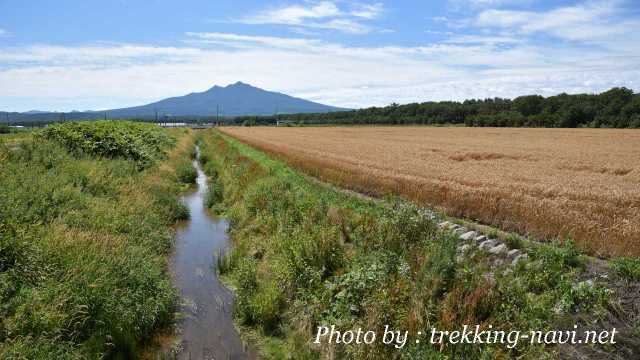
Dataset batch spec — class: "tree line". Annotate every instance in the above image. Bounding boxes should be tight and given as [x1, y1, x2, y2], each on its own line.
[234, 87, 640, 128]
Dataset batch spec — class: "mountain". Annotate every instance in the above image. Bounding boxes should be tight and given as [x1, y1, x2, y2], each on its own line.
[23, 110, 50, 114]
[1, 82, 347, 123]
[108, 81, 346, 117]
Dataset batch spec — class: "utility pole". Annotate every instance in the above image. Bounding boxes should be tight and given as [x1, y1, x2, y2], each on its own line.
[155, 109, 158, 123]
[216, 104, 219, 125]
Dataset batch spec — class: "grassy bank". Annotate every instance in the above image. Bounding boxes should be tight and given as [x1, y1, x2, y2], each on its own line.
[198, 129, 637, 359]
[0, 121, 196, 359]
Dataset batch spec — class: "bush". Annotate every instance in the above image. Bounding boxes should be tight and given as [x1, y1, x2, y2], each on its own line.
[176, 161, 197, 184]
[204, 181, 224, 209]
[38, 121, 174, 169]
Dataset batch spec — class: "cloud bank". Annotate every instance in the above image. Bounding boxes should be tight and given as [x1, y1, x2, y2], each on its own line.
[0, 1, 639, 111]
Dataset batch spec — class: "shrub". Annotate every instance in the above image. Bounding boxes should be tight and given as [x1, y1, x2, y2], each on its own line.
[505, 233, 524, 249]
[38, 121, 174, 169]
[199, 152, 210, 165]
[176, 161, 197, 184]
[204, 181, 224, 209]
[202, 161, 218, 179]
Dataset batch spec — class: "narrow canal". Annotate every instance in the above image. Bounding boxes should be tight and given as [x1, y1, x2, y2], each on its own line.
[170, 148, 253, 360]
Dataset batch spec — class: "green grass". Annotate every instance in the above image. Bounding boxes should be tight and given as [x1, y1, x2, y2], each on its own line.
[175, 161, 197, 184]
[198, 130, 613, 359]
[0, 122, 194, 358]
[610, 257, 640, 280]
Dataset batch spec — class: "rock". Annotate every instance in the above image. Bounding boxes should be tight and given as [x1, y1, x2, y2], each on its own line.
[457, 244, 471, 253]
[453, 227, 466, 235]
[459, 231, 478, 241]
[474, 235, 487, 244]
[507, 249, 520, 259]
[493, 258, 505, 267]
[438, 221, 452, 229]
[512, 253, 528, 266]
[479, 239, 497, 250]
[488, 244, 508, 255]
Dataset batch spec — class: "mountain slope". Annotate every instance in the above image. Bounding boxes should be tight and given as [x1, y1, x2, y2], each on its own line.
[1, 82, 347, 123]
[108, 81, 345, 117]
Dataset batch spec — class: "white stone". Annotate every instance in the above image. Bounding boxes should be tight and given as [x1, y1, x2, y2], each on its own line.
[512, 253, 529, 265]
[507, 249, 520, 259]
[479, 239, 497, 250]
[459, 231, 478, 241]
[474, 235, 487, 244]
[488, 244, 508, 255]
[457, 244, 471, 253]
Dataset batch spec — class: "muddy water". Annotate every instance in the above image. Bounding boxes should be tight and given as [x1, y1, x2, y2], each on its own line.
[170, 151, 253, 360]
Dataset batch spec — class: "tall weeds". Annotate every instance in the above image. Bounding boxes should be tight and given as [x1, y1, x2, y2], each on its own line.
[0, 123, 195, 358]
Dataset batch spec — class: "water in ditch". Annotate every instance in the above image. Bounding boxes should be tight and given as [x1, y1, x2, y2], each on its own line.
[169, 149, 254, 360]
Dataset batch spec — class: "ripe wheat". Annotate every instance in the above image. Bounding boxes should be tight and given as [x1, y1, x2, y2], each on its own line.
[221, 126, 640, 257]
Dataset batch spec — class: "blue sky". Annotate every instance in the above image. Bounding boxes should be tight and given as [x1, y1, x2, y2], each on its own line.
[1, 0, 639, 111]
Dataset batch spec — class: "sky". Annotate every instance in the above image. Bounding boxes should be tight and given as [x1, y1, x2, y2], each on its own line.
[1, 0, 639, 112]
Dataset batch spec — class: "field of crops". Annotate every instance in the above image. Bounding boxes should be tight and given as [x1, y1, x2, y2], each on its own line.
[220, 126, 640, 257]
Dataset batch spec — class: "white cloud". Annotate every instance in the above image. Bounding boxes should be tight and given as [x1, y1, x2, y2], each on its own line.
[350, 3, 384, 19]
[444, 34, 521, 45]
[236, 1, 383, 34]
[447, 0, 535, 12]
[184, 32, 322, 49]
[243, 1, 341, 25]
[0, 29, 6, 37]
[4, 1, 639, 112]
[474, 0, 640, 43]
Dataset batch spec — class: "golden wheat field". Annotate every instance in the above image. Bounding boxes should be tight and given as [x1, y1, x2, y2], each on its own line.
[221, 126, 640, 257]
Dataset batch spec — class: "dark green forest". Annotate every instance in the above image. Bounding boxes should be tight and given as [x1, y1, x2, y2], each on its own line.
[236, 87, 640, 128]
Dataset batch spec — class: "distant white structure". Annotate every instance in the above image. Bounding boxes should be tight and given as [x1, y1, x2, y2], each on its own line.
[276, 120, 295, 126]
[157, 122, 187, 128]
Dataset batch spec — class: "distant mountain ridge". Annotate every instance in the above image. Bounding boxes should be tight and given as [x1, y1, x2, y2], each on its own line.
[1, 82, 347, 123]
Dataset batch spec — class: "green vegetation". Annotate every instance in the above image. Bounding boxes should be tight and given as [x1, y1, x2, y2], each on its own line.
[38, 121, 175, 169]
[610, 258, 640, 280]
[199, 130, 614, 359]
[234, 87, 640, 128]
[0, 122, 195, 358]
[176, 161, 198, 184]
